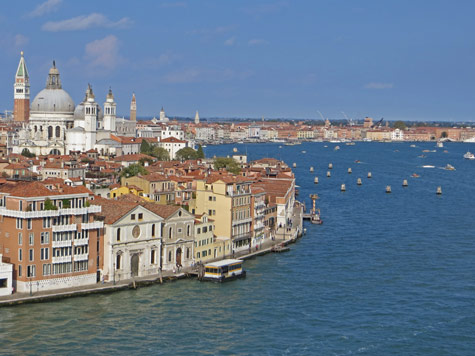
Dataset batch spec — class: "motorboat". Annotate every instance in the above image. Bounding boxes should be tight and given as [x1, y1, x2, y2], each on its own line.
[445, 164, 455, 171]
[463, 151, 475, 160]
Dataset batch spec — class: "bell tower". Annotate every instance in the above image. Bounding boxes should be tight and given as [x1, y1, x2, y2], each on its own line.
[130, 93, 136, 121]
[14, 51, 30, 122]
[84, 84, 97, 151]
[103, 87, 117, 132]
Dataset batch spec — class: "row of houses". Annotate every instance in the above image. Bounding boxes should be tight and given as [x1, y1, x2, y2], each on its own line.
[0, 157, 296, 296]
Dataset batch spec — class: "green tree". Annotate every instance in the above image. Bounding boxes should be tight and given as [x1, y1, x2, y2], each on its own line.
[150, 146, 170, 161]
[62, 199, 71, 209]
[176, 147, 199, 161]
[120, 163, 149, 178]
[44, 198, 58, 211]
[213, 157, 241, 175]
[197, 144, 205, 159]
[21, 148, 35, 158]
[393, 120, 407, 130]
[140, 139, 152, 154]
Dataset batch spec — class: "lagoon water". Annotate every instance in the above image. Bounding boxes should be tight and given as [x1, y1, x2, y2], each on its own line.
[1, 142, 475, 355]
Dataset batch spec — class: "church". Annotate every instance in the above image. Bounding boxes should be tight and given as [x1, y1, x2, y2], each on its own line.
[13, 52, 134, 156]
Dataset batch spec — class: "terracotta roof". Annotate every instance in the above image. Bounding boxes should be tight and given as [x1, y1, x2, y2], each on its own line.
[159, 137, 187, 144]
[113, 153, 156, 162]
[92, 197, 139, 224]
[0, 181, 92, 198]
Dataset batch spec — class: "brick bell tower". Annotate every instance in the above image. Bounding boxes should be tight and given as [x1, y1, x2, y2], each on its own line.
[14, 51, 30, 122]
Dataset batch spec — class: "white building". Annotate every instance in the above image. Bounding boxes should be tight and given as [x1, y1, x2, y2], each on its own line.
[391, 128, 404, 141]
[0, 255, 13, 296]
[158, 137, 190, 160]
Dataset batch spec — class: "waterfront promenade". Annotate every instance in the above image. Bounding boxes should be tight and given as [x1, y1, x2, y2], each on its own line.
[0, 203, 303, 307]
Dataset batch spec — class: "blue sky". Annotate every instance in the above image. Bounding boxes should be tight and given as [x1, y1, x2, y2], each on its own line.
[0, 0, 474, 121]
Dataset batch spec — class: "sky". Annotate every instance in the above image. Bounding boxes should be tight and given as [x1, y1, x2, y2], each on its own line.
[0, 0, 474, 121]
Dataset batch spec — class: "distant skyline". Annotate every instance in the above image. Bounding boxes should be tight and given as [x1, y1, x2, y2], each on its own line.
[0, 0, 474, 121]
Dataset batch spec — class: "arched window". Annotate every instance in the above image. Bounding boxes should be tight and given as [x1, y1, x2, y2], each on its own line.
[116, 228, 121, 241]
[186, 248, 190, 259]
[116, 254, 121, 269]
[152, 224, 155, 237]
[34, 126, 37, 133]
[55, 126, 60, 138]
[168, 251, 172, 262]
[187, 225, 191, 236]
[48, 126, 53, 139]
[168, 227, 173, 239]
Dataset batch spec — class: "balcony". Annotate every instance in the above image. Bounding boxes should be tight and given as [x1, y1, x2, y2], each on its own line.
[74, 238, 89, 246]
[52, 224, 77, 232]
[0, 205, 101, 219]
[52, 255, 72, 264]
[232, 217, 252, 226]
[232, 232, 251, 242]
[81, 221, 103, 230]
[74, 253, 89, 262]
[52, 240, 72, 248]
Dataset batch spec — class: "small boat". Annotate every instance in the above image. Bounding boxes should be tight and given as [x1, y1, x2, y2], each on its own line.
[271, 244, 290, 253]
[410, 144, 416, 148]
[411, 173, 420, 178]
[418, 155, 426, 158]
[302, 150, 306, 153]
[334, 146, 340, 151]
[422, 149, 430, 153]
[463, 151, 475, 160]
[355, 160, 360, 163]
[200, 259, 246, 282]
[422, 165, 435, 168]
[311, 209, 323, 224]
[345, 142, 355, 146]
[445, 164, 455, 171]
[437, 142, 444, 148]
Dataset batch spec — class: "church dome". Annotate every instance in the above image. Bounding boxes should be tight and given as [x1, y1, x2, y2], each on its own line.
[73, 101, 103, 121]
[31, 88, 75, 113]
[30, 61, 75, 114]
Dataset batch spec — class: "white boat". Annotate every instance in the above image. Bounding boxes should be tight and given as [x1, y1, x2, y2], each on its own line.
[334, 145, 340, 151]
[463, 151, 475, 160]
[422, 165, 435, 168]
[200, 259, 246, 282]
[437, 142, 443, 148]
[445, 164, 455, 171]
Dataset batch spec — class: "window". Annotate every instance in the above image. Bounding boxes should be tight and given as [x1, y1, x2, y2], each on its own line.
[151, 250, 156, 264]
[197, 228, 201, 234]
[16, 218, 23, 229]
[27, 265, 36, 277]
[168, 251, 172, 262]
[152, 224, 155, 237]
[18, 232, 22, 245]
[116, 254, 121, 269]
[29, 233, 34, 245]
[40, 232, 49, 244]
[131, 214, 136, 220]
[41, 248, 49, 260]
[168, 227, 173, 239]
[18, 265, 22, 277]
[43, 264, 51, 276]
[138, 213, 143, 220]
[19, 201, 23, 210]
[29, 249, 34, 262]
[186, 248, 190, 259]
[187, 225, 191, 236]
[116, 228, 121, 242]
[203, 227, 208, 233]
[18, 249, 22, 261]
[208, 196, 213, 201]
[197, 252, 200, 258]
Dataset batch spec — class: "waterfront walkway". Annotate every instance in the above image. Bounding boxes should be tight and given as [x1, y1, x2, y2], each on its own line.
[0, 203, 304, 307]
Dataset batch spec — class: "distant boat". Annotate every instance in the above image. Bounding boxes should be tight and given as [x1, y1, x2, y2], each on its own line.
[334, 146, 340, 151]
[345, 142, 355, 146]
[437, 142, 444, 148]
[411, 173, 420, 178]
[463, 151, 475, 160]
[422, 165, 435, 168]
[410, 144, 416, 148]
[445, 164, 455, 171]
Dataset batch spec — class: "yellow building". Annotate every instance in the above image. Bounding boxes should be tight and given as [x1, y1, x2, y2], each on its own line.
[110, 185, 153, 201]
[191, 174, 253, 253]
[121, 173, 175, 205]
[193, 214, 230, 262]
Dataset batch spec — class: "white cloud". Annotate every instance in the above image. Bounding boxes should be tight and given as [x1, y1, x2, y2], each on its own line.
[27, 0, 62, 18]
[224, 37, 236, 46]
[85, 35, 124, 70]
[248, 38, 268, 46]
[42, 13, 132, 32]
[14, 34, 29, 48]
[364, 82, 394, 89]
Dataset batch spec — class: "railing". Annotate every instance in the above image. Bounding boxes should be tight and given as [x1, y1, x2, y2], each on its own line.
[81, 221, 103, 230]
[52, 255, 72, 264]
[0, 205, 101, 219]
[232, 232, 251, 241]
[232, 217, 252, 226]
[52, 240, 72, 248]
[74, 238, 89, 246]
[52, 224, 77, 232]
[74, 253, 89, 262]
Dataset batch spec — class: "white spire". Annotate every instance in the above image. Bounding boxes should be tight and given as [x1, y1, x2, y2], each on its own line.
[194, 110, 200, 124]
